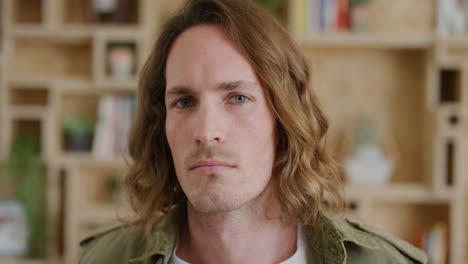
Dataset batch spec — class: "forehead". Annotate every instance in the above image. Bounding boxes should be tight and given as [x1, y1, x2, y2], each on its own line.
[165, 24, 259, 91]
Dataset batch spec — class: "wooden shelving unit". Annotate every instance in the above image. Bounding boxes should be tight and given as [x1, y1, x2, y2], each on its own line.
[289, 0, 468, 263]
[0, 0, 466, 263]
[0, 0, 157, 263]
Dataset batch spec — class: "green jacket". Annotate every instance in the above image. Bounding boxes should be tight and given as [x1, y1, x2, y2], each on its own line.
[79, 207, 427, 264]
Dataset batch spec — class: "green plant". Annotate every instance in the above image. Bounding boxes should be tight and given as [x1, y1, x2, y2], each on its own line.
[108, 41, 134, 49]
[350, 0, 372, 6]
[0, 135, 47, 258]
[253, 0, 283, 13]
[107, 175, 122, 203]
[62, 115, 95, 137]
[355, 118, 380, 147]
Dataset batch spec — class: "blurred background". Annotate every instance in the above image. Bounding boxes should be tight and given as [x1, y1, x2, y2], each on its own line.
[0, 0, 467, 263]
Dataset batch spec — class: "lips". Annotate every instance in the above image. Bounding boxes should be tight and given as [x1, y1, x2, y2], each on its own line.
[189, 160, 236, 172]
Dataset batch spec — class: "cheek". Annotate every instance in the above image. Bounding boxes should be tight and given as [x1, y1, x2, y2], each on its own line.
[165, 116, 185, 159]
[241, 110, 276, 162]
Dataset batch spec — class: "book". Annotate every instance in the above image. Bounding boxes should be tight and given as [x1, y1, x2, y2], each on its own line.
[293, 0, 352, 34]
[92, 95, 135, 161]
[415, 222, 448, 264]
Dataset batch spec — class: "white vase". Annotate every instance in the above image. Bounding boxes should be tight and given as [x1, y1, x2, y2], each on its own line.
[92, 0, 118, 13]
[0, 200, 28, 256]
[344, 145, 394, 186]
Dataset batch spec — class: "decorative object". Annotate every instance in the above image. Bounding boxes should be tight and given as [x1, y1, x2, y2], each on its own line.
[0, 135, 47, 258]
[344, 117, 395, 186]
[107, 42, 135, 79]
[62, 115, 95, 151]
[437, 0, 466, 36]
[0, 201, 28, 256]
[349, 0, 371, 32]
[106, 175, 122, 203]
[87, 0, 129, 23]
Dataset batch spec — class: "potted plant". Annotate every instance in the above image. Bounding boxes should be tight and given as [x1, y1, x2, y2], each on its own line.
[62, 115, 95, 151]
[350, 0, 372, 32]
[107, 42, 136, 79]
[344, 117, 395, 186]
[106, 175, 122, 203]
[0, 135, 47, 258]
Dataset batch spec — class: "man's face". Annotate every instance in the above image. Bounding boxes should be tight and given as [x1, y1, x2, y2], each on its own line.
[165, 25, 277, 213]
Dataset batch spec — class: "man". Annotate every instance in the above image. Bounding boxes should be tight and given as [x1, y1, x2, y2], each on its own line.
[80, 0, 427, 263]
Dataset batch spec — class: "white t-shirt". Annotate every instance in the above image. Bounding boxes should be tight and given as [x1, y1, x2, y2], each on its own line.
[169, 225, 307, 264]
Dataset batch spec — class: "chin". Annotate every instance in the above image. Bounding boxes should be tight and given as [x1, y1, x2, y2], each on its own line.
[188, 192, 245, 214]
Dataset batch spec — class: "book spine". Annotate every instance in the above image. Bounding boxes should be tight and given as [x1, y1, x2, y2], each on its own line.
[293, 0, 307, 33]
[336, 0, 349, 31]
[307, 0, 318, 33]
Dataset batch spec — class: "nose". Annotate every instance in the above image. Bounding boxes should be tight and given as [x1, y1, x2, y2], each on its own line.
[192, 102, 224, 145]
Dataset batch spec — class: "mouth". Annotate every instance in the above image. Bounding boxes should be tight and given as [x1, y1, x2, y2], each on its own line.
[189, 160, 236, 173]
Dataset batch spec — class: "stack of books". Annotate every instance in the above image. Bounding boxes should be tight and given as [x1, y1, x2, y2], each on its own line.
[437, 0, 468, 37]
[414, 222, 448, 264]
[92, 95, 137, 161]
[292, 0, 367, 33]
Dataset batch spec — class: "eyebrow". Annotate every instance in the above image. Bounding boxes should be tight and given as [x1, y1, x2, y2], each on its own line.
[165, 80, 257, 97]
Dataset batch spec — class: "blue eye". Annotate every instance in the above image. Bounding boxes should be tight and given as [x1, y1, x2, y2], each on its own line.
[231, 95, 248, 104]
[175, 97, 194, 108]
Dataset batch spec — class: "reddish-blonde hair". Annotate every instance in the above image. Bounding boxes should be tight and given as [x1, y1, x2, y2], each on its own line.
[125, 0, 343, 231]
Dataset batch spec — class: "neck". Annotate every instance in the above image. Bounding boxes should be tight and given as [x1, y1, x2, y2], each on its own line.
[176, 196, 298, 264]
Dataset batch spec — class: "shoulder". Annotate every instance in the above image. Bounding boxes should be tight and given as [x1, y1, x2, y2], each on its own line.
[340, 217, 428, 264]
[78, 223, 148, 264]
[78, 208, 182, 264]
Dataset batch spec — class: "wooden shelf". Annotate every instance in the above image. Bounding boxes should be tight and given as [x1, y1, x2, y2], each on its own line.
[344, 183, 453, 203]
[59, 152, 130, 168]
[0, 257, 61, 264]
[437, 36, 468, 48]
[295, 33, 434, 49]
[11, 25, 91, 40]
[78, 204, 131, 224]
[8, 106, 48, 119]
[94, 79, 138, 91]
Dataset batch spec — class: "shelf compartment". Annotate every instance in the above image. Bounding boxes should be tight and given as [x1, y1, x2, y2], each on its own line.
[57, 93, 99, 153]
[93, 31, 142, 85]
[71, 165, 126, 209]
[64, 0, 140, 25]
[56, 91, 136, 155]
[13, 37, 92, 80]
[439, 69, 461, 104]
[368, 202, 450, 263]
[9, 87, 49, 106]
[310, 49, 427, 183]
[10, 119, 42, 154]
[288, 0, 433, 36]
[105, 41, 137, 79]
[12, 0, 43, 25]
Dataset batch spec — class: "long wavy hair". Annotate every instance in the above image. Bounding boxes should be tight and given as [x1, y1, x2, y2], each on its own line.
[125, 0, 343, 231]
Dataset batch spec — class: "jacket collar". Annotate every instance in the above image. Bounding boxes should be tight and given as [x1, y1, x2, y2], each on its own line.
[304, 211, 379, 264]
[129, 206, 378, 264]
[128, 206, 185, 264]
